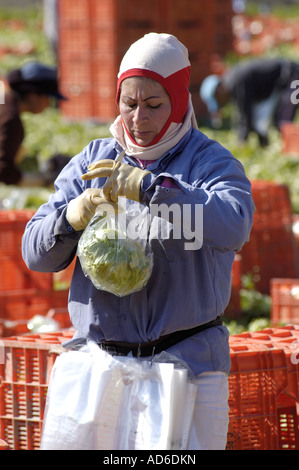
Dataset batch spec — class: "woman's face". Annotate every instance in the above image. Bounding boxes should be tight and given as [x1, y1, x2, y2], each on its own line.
[23, 93, 51, 114]
[119, 77, 172, 146]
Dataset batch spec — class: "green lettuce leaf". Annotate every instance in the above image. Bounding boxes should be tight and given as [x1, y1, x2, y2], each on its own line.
[78, 215, 153, 296]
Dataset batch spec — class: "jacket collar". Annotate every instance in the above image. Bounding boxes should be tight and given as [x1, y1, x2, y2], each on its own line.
[114, 127, 193, 171]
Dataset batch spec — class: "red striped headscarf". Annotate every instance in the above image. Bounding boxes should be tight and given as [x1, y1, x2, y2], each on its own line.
[110, 33, 197, 159]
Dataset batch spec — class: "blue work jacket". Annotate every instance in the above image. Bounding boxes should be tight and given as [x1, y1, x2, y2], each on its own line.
[22, 128, 254, 376]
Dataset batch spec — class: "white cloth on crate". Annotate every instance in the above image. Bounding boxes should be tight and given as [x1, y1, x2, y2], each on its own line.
[41, 344, 197, 450]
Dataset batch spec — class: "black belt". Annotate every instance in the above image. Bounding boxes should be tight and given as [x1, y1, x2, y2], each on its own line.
[99, 316, 223, 357]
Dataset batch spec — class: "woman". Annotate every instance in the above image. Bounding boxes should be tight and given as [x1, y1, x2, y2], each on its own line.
[22, 33, 254, 450]
[0, 61, 66, 186]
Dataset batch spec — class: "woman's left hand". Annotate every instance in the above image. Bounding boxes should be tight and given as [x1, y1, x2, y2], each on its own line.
[82, 159, 150, 202]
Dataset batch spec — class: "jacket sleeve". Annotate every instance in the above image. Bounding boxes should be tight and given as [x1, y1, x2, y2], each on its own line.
[22, 138, 119, 273]
[22, 157, 83, 272]
[22, 142, 98, 273]
[140, 136, 255, 253]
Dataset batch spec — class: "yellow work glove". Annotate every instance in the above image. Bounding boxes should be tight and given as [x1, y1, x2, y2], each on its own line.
[66, 188, 117, 231]
[81, 159, 150, 203]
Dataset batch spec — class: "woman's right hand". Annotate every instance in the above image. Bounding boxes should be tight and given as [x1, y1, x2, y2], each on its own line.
[66, 188, 106, 231]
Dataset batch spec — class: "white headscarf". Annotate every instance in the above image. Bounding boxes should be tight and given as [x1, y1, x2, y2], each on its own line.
[110, 33, 198, 160]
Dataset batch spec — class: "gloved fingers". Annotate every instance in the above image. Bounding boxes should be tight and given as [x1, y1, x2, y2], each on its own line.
[84, 188, 121, 212]
[81, 167, 112, 181]
[79, 190, 104, 217]
[102, 177, 117, 202]
[83, 204, 98, 220]
[96, 199, 121, 214]
[84, 187, 102, 199]
[87, 159, 116, 171]
[81, 159, 118, 181]
[67, 189, 109, 231]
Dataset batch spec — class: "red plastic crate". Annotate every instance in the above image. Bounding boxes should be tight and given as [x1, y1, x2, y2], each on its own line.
[0, 439, 9, 450]
[227, 343, 289, 450]
[0, 209, 75, 336]
[281, 123, 299, 155]
[238, 181, 298, 293]
[230, 326, 299, 404]
[0, 288, 70, 337]
[277, 402, 299, 450]
[230, 325, 299, 343]
[0, 210, 53, 292]
[276, 390, 299, 450]
[229, 325, 299, 449]
[58, 0, 233, 121]
[58, 0, 92, 21]
[0, 331, 74, 450]
[251, 180, 293, 228]
[271, 278, 299, 326]
[0, 328, 296, 450]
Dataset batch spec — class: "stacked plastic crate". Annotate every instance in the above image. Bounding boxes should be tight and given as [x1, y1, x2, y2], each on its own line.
[270, 278, 299, 326]
[238, 180, 298, 294]
[281, 123, 299, 155]
[57, 0, 234, 121]
[228, 325, 299, 450]
[0, 326, 298, 450]
[0, 210, 72, 337]
[0, 331, 74, 450]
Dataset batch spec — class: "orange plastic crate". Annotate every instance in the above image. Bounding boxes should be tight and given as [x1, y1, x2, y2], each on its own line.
[276, 391, 299, 450]
[58, 0, 233, 121]
[227, 343, 289, 450]
[271, 278, 299, 326]
[230, 326, 299, 404]
[239, 181, 298, 293]
[0, 288, 70, 337]
[281, 123, 299, 154]
[230, 325, 299, 344]
[0, 210, 53, 292]
[0, 439, 9, 450]
[277, 403, 299, 450]
[0, 331, 74, 450]
[250, 180, 293, 228]
[229, 326, 299, 449]
[0, 329, 296, 450]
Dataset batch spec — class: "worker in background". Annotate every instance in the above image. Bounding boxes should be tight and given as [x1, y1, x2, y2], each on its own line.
[0, 61, 69, 186]
[200, 58, 299, 146]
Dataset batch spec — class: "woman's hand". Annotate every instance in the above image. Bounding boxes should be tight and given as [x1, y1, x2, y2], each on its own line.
[66, 188, 117, 231]
[81, 159, 150, 202]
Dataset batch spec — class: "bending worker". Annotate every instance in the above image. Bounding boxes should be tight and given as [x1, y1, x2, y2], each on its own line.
[200, 58, 299, 146]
